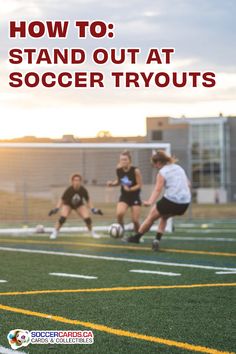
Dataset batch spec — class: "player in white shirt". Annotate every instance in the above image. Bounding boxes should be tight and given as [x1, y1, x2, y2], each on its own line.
[126, 150, 191, 251]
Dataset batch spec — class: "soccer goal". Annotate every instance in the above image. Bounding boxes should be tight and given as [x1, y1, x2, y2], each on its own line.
[0, 142, 172, 234]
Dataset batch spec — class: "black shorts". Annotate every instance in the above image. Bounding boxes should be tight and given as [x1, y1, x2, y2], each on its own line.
[64, 202, 84, 210]
[156, 197, 189, 216]
[119, 194, 142, 207]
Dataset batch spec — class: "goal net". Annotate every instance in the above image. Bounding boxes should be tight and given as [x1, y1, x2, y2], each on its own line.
[0, 142, 172, 235]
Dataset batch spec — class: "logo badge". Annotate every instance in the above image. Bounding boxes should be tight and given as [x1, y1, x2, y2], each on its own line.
[121, 176, 132, 187]
[7, 329, 31, 350]
[72, 193, 81, 206]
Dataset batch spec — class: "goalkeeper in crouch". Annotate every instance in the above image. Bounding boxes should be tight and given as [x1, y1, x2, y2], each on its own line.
[48, 173, 103, 240]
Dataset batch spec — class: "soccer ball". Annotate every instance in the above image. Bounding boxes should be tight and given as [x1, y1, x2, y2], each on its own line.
[35, 224, 45, 233]
[109, 223, 124, 238]
[16, 331, 27, 344]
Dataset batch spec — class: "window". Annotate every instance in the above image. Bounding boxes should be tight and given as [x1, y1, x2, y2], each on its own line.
[190, 122, 224, 188]
[151, 130, 163, 140]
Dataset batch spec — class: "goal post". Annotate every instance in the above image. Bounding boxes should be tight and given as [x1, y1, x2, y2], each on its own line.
[0, 142, 172, 234]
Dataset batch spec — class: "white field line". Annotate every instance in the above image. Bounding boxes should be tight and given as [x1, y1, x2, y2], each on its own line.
[0, 233, 109, 239]
[0, 223, 173, 235]
[0, 346, 27, 354]
[129, 270, 181, 276]
[0, 280, 7, 283]
[215, 271, 236, 275]
[49, 272, 97, 279]
[0, 246, 236, 272]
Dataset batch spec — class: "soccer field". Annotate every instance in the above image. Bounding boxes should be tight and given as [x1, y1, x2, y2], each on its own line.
[0, 224, 235, 353]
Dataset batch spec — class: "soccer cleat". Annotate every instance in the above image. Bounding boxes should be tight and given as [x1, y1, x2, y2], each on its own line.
[126, 235, 141, 244]
[91, 208, 103, 215]
[91, 230, 101, 239]
[48, 207, 59, 216]
[50, 230, 58, 240]
[152, 239, 160, 251]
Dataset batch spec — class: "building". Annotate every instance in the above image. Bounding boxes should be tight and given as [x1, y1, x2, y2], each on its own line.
[146, 116, 236, 203]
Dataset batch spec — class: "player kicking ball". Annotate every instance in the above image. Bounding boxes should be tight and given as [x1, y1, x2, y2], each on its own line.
[48, 173, 103, 240]
[107, 150, 142, 234]
[126, 150, 191, 251]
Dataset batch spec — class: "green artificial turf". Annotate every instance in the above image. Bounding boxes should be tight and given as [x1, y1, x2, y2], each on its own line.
[0, 227, 235, 353]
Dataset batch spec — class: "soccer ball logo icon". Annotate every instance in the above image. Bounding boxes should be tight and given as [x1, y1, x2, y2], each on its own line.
[7, 329, 31, 349]
[16, 331, 27, 344]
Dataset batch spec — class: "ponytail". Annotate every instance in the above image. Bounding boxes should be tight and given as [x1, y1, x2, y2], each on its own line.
[152, 150, 178, 165]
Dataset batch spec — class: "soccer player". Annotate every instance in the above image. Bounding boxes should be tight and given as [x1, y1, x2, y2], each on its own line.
[48, 173, 103, 240]
[107, 150, 142, 233]
[127, 150, 191, 251]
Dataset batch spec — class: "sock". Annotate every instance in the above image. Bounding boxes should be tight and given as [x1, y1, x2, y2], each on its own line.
[155, 232, 163, 241]
[135, 232, 143, 240]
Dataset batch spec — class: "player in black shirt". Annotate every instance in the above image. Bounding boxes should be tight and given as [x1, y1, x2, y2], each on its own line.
[107, 151, 142, 232]
[48, 173, 103, 239]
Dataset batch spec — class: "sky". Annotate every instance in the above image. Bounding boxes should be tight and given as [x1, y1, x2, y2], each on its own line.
[0, 0, 236, 139]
